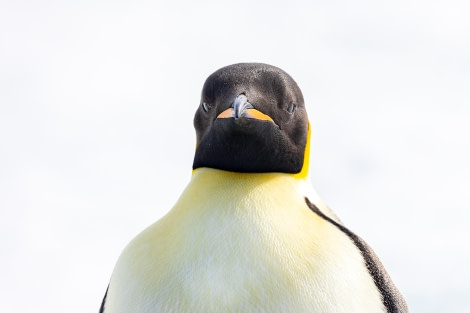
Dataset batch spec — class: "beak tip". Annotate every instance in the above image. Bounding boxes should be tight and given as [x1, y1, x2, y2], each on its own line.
[233, 94, 254, 118]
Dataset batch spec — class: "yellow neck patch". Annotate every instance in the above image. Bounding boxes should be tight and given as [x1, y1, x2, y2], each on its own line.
[291, 121, 311, 180]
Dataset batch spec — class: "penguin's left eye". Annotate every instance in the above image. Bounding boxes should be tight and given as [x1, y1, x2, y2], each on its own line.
[287, 103, 296, 114]
[202, 102, 213, 113]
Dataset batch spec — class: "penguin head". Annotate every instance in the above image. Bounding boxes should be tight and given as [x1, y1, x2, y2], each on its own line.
[193, 63, 309, 175]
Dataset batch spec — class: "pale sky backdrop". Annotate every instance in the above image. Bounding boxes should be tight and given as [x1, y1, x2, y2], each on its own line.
[1, 1, 469, 312]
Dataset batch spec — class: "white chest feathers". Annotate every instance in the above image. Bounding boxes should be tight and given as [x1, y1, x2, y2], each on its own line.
[106, 169, 385, 313]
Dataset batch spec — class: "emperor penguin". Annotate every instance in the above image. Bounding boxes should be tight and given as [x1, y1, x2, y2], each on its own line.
[99, 63, 408, 313]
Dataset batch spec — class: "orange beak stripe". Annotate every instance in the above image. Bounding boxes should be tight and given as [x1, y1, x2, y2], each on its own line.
[217, 108, 274, 122]
[217, 108, 235, 118]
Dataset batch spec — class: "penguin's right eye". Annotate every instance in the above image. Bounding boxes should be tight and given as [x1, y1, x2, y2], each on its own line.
[202, 102, 213, 113]
[287, 103, 296, 114]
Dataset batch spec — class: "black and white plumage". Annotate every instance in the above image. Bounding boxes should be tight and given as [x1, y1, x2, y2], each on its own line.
[100, 63, 408, 313]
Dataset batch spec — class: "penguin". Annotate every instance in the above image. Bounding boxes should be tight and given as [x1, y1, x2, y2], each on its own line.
[99, 63, 408, 313]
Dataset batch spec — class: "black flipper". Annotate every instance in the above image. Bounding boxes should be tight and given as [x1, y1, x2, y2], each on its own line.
[305, 198, 408, 313]
[99, 285, 109, 313]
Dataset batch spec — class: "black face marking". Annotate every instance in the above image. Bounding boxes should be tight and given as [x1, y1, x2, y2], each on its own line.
[193, 63, 308, 173]
[304, 198, 409, 313]
[99, 285, 109, 313]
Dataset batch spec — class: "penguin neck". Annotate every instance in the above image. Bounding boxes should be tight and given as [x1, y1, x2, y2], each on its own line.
[190, 167, 309, 188]
[181, 123, 314, 215]
[179, 167, 312, 218]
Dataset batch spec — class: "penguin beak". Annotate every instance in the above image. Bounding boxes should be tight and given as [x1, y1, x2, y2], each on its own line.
[217, 94, 274, 122]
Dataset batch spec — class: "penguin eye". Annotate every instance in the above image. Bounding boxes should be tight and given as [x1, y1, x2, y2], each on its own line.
[201, 102, 213, 113]
[287, 103, 296, 114]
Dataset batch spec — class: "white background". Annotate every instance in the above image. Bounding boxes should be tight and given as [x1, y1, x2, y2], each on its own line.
[1, 1, 469, 312]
